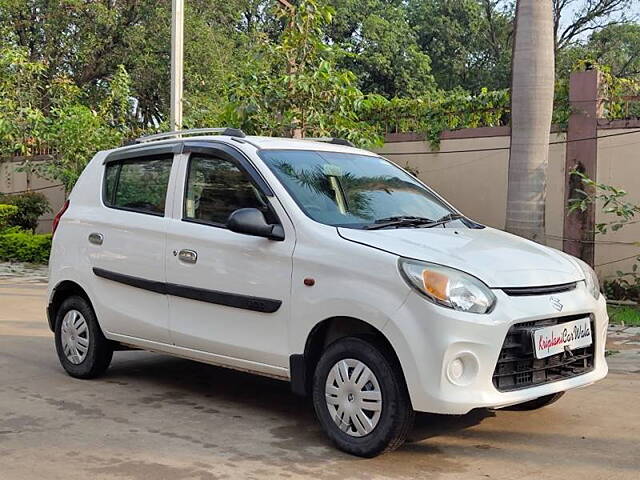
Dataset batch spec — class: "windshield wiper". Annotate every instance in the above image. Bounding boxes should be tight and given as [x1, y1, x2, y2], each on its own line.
[421, 213, 464, 228]
[364, 216, 435, 230]
[364, 213, 464, 230]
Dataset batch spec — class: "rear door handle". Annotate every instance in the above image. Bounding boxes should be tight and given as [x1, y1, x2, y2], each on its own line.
[88, 232, 103, 245]
[177, 249, 198, 264]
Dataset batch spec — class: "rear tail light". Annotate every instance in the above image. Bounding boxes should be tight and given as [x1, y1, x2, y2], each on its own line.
[52, 200, 70, 236]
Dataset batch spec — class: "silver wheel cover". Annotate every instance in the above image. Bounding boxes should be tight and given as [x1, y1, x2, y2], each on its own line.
[325, 358, 383, 437]
[61, 310, 90, 365]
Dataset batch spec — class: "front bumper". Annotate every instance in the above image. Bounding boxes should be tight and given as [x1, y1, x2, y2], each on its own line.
[383, 282, 609, 414]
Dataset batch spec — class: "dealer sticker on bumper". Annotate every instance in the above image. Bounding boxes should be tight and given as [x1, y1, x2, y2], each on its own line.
[532, 318, 592, 359]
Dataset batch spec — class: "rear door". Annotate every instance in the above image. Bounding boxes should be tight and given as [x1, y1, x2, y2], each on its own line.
[165, 143, 295, 373]
[88, 145, 179, 343]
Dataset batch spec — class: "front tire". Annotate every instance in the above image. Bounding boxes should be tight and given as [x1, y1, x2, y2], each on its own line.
[312, 337, 414, 457]
[54, 295, 113, 379]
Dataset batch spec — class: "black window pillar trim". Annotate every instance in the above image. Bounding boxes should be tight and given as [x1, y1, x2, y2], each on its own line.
[103, 142, 182, 164]
[182, 141, 274, 197]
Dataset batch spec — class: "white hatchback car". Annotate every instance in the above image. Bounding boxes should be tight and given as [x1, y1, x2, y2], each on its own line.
[48, 128, 608, 457]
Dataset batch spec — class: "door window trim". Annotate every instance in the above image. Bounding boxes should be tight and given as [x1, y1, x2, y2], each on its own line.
[180, 143, 279, 230]
[101, 153, 175, 217]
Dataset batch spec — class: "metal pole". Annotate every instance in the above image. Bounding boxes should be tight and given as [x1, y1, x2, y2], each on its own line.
[170, 0, 184, 132]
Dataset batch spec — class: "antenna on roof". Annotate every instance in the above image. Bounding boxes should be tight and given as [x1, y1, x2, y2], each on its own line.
[304, 137, 356, 147]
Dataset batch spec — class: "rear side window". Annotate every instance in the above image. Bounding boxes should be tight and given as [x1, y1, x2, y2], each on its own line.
[103, 155, 173, 216]
[184, 155, 268, 225]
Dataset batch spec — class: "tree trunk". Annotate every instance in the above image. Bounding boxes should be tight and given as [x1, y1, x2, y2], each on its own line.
[506, 0, 555, 242]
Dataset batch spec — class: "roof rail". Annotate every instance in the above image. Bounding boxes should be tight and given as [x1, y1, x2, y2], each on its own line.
[135, 127, 246, 144]
[304, 137, 355, 148]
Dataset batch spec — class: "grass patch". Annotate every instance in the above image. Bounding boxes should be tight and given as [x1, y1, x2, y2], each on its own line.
[607, 305, 640, 326]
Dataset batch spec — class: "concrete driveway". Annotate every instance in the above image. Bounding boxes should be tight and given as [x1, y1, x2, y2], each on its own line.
[1, 278, 639, 480]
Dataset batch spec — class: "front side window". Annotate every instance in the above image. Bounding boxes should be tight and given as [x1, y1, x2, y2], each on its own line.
[104, 155, 173, 215]
[259, 150, 455, 228]
[184, 155, 269, 225]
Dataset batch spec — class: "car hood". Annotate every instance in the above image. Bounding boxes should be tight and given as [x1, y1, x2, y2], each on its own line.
[338, 226, 583, 288]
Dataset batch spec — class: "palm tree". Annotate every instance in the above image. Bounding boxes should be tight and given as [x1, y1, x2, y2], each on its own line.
[505, 0, 555, 242]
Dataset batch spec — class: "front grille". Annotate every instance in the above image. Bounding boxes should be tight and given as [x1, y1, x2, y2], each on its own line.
[492, 314, 595, 392]
[502, 282, 578, 296]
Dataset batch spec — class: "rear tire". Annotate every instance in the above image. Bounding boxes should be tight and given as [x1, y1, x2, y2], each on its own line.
[54, 295, 113, 379]
[505, 392, 565, 411]
[312, 337, 414, 457]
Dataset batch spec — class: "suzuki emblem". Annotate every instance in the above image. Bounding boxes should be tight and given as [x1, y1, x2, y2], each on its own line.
[550, 296, 563, 312]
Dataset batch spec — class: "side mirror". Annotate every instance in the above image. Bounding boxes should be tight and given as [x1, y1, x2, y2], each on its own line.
[227, 208, 285, 241]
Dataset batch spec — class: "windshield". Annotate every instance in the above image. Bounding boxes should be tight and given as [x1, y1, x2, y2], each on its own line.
[259, 150, 456, 228]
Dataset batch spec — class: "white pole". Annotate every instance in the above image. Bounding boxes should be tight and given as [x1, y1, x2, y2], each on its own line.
[170, 0, 184, 132]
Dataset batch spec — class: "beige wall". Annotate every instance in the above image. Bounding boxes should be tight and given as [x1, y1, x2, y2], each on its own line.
[595, 128, 640, 279]
[375, 132, 566, 241]
[376, 128, 640, 281]
[0, 157, 65, 233]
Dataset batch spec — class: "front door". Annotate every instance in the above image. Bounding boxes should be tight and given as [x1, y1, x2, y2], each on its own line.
[165, 146, 295, 373]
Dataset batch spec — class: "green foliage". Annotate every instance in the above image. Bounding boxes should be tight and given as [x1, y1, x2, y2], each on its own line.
[0, 192, 51, 233]
[0, 45, 47, 155]
[605, 278, 640, 303]
[569, 170, 640, 297]
[0, 204, 18, 231]
[326, 0, 436, 97]
[558, 23, 640, 82]
[221, 0, 383, 148]
[0, 44, 137, 191]
[569, 170, 640, 235]
[607, 304, 640, 325]
[0, 232, 52, 263]
[362, 88, 511, 147]
[1, 0, 639, 191]
[407, 0, 513, 92]
[550, 60, 640, 129]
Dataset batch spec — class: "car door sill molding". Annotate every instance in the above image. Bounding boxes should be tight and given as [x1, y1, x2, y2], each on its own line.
[105, 332, 289, 380]
[92, 267, 282, 313]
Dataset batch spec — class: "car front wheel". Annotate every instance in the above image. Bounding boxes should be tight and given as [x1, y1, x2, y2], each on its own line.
[312, 336, 414, 457]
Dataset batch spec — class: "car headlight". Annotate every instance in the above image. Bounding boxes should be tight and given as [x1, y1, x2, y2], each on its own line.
[575, 258, 600, 300]
[399, 259, 496, 314]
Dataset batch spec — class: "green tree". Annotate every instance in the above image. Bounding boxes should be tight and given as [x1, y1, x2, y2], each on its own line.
[585, 24, 640, 78]
[408, 0, 514, 92]
[0, 45, 47, 155]
[39, 67, 135, 192]
[0, 43, 137, 192]
[222, 0, 382, 147]
[0, 0, 251, 126]
[325, 0, 435, 97]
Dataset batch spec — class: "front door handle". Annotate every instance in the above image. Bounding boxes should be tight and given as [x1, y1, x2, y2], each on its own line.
[88, 232, 103, 245]
[178, 249, 198, 264]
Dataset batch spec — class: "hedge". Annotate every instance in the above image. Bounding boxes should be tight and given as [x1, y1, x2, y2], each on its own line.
[0, 232, 52, 264]
[0, 192, 51, 233]
[0, 204, 19, 230]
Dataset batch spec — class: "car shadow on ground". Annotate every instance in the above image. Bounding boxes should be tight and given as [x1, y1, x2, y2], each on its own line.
[104, 350, 494, 447]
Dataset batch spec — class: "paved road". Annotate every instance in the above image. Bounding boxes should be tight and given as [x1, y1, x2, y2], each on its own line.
[1, 280, 639, 480]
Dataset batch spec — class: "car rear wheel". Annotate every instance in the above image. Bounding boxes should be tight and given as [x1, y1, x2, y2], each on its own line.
[505, 392, 565, 411]
[312, 337, 414, 457]
[54, 295, 113, 379]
